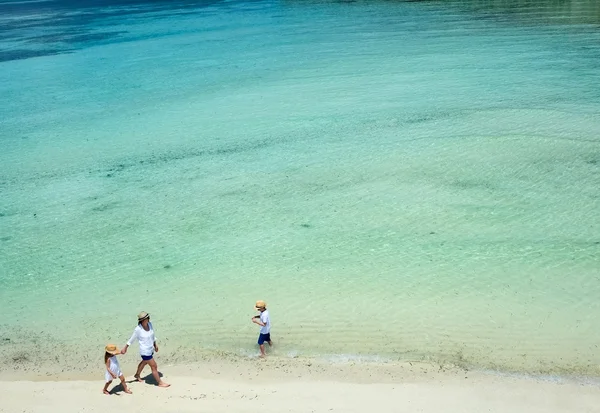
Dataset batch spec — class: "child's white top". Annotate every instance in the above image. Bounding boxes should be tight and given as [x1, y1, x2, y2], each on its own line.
[127, 322, 156, 356]
[260, 310, 271, 334]
[105, 355, 122, 382]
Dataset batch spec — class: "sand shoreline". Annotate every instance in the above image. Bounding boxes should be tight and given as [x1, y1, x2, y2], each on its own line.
[1, 352, 599, 383]
[1, 358, 599, 413]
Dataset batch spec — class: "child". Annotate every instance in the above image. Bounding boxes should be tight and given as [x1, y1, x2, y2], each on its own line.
[103, 344, 132, 395]
[251, 300, 272, 357]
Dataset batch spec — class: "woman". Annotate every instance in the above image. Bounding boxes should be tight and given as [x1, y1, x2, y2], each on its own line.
[121, 311, 170, 387]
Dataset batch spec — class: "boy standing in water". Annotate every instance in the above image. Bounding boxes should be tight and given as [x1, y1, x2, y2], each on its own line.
[251, 300, 272, 357]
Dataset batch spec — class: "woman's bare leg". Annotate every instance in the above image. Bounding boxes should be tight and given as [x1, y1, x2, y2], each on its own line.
[134, 360, 148, 381]
[148, 358, 170, 387]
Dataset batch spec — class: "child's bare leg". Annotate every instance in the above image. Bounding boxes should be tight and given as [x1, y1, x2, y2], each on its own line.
[103, 380, 112, 395]
[259, 344, 266, 357]
[267, 340, 273, 347]
[119, 375, 132, 394]
[134, 360, 147, 381]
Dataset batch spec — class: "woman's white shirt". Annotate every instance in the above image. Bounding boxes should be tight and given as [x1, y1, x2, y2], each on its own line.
[127, 322, 156, 356]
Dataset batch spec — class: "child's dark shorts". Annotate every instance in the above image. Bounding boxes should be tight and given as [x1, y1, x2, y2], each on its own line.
[258, 333, 271, 345]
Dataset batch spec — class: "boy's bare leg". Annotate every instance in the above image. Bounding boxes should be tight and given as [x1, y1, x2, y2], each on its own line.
[119, 375, 132, 394]
[259, 344, 266, 357]
[267, 340, 273, 347]
[103, 380, 111, 395]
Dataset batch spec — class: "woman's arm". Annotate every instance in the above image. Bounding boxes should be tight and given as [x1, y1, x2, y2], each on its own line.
[151, 323, 158, 352]
[121, 328, 138, 354]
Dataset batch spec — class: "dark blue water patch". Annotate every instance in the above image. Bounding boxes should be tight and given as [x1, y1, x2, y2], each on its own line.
[0, 0, 229, 62]
[281, 0, 600, 25]
[27, 29, 129, 45]
[0, 0, 225, 14]
[0, 47, 68, 61]
[453, 0, 600, 26]
[2, 0, 599, 63]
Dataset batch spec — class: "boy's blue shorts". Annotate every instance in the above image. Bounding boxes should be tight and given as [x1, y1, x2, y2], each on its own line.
[258, 333, 271, 345]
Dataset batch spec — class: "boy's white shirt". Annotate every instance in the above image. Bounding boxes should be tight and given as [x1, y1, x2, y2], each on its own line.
[259, 310, 271, 334]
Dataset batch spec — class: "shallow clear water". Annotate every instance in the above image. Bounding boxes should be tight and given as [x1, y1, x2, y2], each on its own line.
[1, 0, 600, 376]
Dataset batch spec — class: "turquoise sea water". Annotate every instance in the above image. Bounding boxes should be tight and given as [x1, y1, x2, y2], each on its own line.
[1, 0, 600, 376]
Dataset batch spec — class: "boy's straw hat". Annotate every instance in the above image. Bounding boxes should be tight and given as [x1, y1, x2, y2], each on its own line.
[105, 344, 120, 355]
[138, 311, 150, 322]
[255, 300, 267, 310]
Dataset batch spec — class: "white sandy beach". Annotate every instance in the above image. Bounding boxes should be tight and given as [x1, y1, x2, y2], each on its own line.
[1, 358, 599, 413]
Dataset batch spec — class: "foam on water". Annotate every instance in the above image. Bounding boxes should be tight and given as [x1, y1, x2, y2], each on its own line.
[1, 0, 600, 378]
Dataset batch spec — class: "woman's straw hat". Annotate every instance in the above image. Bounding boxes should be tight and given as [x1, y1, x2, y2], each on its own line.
[138, 311, 150, 322]
[105, 344, 120, 355]
[255, 300, 267, 310]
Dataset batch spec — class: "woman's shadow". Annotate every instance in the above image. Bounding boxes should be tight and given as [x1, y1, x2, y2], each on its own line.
[125, 372, 165, 386]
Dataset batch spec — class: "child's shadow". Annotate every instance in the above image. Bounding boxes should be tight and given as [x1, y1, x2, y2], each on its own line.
[108, 383, 128, 395]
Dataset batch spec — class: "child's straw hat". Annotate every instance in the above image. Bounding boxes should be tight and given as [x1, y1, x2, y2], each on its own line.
[105, 344, 120, 355]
